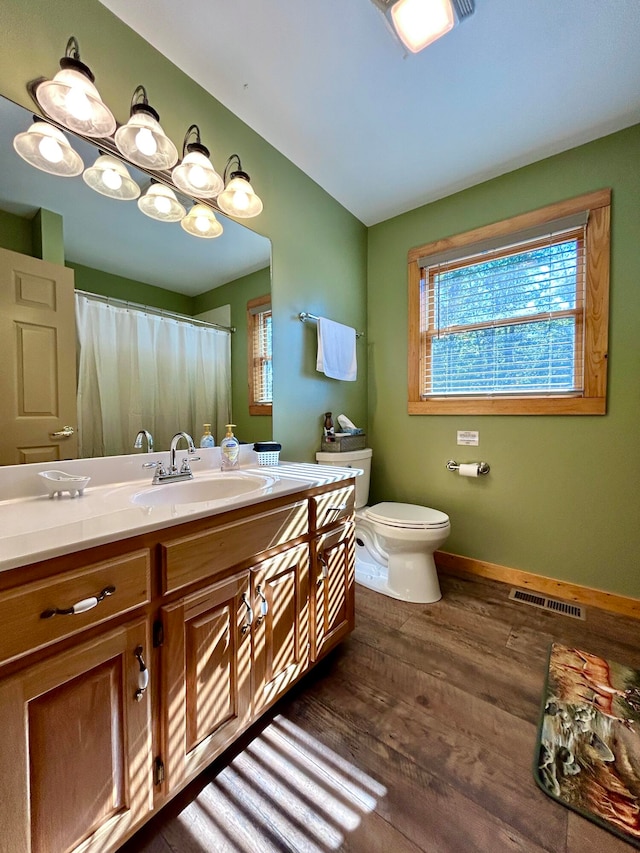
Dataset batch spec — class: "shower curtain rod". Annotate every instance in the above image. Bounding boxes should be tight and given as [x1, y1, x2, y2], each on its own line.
[75, 289, 236, 334]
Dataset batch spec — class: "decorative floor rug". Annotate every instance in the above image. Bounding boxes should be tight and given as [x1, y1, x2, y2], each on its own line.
[535, 643, 640, 847]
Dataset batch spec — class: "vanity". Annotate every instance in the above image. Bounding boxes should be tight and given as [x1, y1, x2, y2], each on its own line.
[0, 452, 356, 853]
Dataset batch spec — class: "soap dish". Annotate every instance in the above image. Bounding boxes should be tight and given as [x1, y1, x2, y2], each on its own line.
[38, 470, 91, 499]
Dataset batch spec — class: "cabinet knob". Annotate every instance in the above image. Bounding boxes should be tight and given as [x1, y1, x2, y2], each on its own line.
[133, 645, 149, 701]
[255, 584, 268, 624]
[318, 552, 329, 581]
[241, 593, 254, 634]
[40, 585, 116, 619]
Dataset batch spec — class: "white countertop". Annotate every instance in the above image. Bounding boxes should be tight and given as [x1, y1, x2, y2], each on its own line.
[0, 453, 358, 572]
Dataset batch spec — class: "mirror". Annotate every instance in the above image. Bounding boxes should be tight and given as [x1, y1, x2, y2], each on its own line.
[0, 94, 272, 461]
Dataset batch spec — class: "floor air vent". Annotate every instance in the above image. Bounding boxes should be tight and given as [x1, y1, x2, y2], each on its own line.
[508, 588, 586, 620]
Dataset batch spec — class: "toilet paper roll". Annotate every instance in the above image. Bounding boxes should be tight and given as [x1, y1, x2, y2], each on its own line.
[458, 463, 479, 478]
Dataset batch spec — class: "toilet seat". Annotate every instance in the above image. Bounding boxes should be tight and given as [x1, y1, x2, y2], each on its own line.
[363, 502, 450, 530]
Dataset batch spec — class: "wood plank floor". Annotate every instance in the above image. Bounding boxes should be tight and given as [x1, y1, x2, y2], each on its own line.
[122, 572, 640, 853]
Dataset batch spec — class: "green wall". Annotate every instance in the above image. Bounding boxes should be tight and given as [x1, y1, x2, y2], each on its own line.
[0, 0, 368, 462]
[0, 209, 33, 256]
[194, 266, 272, 445]
[69, 262, 194, 314]
[367, 124, 640, 598]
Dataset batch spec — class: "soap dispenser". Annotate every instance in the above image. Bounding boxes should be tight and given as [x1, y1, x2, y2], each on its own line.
[199, 424, 215, 448]
[220, 424, 240, 470]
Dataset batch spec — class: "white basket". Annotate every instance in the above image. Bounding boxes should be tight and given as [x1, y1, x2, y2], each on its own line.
[256, 450, 280, 466]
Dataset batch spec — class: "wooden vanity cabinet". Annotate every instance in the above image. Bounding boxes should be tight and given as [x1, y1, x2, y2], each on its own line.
[159, 534, 310, 789]
[250, 542, 310, 715]
[0, 479, 356, 853]
[0, 616, 153, 853]
[311, 522, 355, 662]
[161, 571, 253, 791]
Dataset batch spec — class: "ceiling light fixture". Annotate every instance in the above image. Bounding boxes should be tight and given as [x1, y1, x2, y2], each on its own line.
[181, 203, 224, 239]
[372, 0, 474, 53]
[13, 117, 84, 177]
[35, 37, 116, 137]
[114, 85, 178, 170]
[217, 154, 263, 219]
[83, 153, 141, 201]
[138, 181, 186, 222]
[172, 125, 224, 199]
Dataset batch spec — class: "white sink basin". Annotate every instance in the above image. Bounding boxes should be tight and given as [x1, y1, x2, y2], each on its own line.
[130, 472, 273, 507]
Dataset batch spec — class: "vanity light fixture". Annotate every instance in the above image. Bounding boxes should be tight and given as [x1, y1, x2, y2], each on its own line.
[217, 154, 263, 219]
[35, 37, 116, 137]
[181, 203, 223, 239]
[172, 125, 224, 199]
[114, 85, 178, 170]
[371, 0, 474, 54]
[137, 180, 186, 222]
[83, 153, 141, 201]
[13, 117, 84, 177]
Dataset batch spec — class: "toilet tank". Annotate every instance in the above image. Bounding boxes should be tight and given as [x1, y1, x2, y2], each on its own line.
[315, 448, 372, 509]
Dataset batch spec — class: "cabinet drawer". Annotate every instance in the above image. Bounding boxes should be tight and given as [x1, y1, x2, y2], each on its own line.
[162, 500, 309, 593]
[311, 484, 355, 531]
[0, 550, 151, 666]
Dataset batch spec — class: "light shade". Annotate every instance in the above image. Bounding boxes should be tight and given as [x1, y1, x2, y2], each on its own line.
[35, 38, 116, 137]
[390, 0, 454, 52]
[83, 154, 140, 200]
[218, 156, 263, 218]
[137, 183, 186, 222]
[181, 204, 223, 239]
[13, 120, 84, 177]
[172, 125, 223, 198]
[115, 87, 178, 170]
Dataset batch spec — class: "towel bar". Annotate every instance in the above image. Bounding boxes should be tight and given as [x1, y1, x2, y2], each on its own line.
[298, 312, 364, 338]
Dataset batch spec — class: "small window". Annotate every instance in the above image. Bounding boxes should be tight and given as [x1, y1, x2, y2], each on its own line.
[408, 189, 610, 415]
[247, 294, 272, 415]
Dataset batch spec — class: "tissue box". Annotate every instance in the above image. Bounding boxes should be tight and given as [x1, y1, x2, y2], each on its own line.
[321, 432, 366, 452]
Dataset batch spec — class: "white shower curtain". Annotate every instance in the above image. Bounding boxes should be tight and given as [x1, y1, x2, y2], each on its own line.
[75, 295, 231, 457]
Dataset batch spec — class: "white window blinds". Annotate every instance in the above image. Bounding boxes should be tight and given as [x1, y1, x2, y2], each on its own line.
[250, 302, 272, 404]
[419, 215, 588, 398]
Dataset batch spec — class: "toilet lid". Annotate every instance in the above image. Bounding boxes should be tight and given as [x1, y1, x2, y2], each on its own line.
[364, 502, 450, 530]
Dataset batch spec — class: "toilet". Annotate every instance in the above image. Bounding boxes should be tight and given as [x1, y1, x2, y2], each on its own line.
[316, 448, 450, 603]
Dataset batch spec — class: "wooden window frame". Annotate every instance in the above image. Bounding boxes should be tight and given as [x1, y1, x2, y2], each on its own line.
[247, 294, 272, 416]
[407, 189, 611, 415]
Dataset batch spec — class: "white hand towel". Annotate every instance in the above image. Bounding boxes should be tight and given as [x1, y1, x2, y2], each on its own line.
[316, 317, 357, 381]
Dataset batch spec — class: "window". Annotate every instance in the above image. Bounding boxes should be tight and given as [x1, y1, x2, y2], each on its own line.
[408, 189, 610, 415]
[247, 294, 272, 415]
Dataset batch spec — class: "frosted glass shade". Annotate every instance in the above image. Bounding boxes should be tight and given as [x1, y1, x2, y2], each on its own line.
[391, 0, 454, 52]
[137, 183, 186, 222]
[13, 121, 83, 177]
[181, 204, 223, 239]
[217, 175, 263, 218]
[172, 150, 223, 198]
[115, 109, 178, 169]
[36, 68, 116, 137]
[83, 154, 140, 200]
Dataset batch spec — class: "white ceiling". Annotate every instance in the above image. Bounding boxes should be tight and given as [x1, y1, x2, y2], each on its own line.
[99, 0, 640, 226]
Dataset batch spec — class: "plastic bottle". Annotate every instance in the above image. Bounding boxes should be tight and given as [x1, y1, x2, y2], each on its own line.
[220, 424, 240, 470]
[199, 424, 215, 448]
[323, 412, 335, 441]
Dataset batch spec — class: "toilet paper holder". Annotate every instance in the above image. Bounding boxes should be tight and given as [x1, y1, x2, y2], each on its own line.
[446, 459, 490, 475]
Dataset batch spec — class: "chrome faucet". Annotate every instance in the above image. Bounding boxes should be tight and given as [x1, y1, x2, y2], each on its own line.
[133, 429, 154, 453]
[142, 431, 200, 484]
[169, 432, 197, 474]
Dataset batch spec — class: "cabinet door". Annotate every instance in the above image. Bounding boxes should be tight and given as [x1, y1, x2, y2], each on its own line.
[312, 522, 356, 661]
[0, 617, 152, 853]
[251, 543, 310, 715]
[162, 572, 252, 790]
